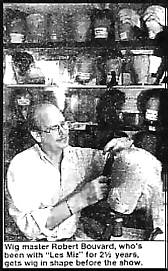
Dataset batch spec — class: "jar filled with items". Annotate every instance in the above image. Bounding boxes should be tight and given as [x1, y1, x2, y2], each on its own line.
[92, 3, 115, 43]
[137, 88, 162, 131]
[73, 53, 97, 85]
[6, 9, 27, 43]
[26, 13, 47, 43]
[72, 9, 92, 43]
[11, 51, 45, 84]
[117, 8, 141, 41]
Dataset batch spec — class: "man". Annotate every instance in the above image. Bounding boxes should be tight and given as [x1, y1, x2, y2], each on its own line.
[6, 103, 132, 241]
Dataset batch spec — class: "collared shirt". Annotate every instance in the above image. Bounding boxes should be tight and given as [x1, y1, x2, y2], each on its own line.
[6, 144, 106, 241]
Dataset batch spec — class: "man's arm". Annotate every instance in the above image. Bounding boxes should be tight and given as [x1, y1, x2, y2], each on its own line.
[7, 160, 108, 234]
[6, 166, 52, 239]
[46, 176, 108, 229]
[6, 137, 133, 238]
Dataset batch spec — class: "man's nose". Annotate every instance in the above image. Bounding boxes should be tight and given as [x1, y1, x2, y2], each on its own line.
[59, 125, 69, 135]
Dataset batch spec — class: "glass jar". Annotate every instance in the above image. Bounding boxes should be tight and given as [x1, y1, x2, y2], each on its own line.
[92, 4, 114, 43]
[26, 13, 47, 43]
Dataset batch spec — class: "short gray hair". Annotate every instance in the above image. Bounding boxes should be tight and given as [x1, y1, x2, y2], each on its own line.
[27, 102, 60, 132]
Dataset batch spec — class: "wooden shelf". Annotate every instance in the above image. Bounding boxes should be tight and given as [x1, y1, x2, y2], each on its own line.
[5, 84, 165, 89]
[3, 39, 157, 51]
[5, 84, 55, 88]
[113, 84, 166, 89]
[67, 85, 107, 89]
[5, 84, 107, 89]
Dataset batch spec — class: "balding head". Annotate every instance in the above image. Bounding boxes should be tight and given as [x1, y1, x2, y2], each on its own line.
[27, 102, 69, 151]
[27, 103, 64, 132]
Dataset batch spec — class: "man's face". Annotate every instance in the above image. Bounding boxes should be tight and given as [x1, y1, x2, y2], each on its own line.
[36, 105, 69, 152]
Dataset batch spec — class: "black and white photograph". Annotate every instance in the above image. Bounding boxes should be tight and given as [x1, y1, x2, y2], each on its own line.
[3, 2, 168, 269]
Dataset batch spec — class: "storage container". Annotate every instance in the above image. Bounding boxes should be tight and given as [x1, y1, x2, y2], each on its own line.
[72, 11, 92, 42]
[26, 13, 47, 43]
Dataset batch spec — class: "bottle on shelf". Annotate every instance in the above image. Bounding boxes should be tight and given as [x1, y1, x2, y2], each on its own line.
[107, 70, 118, 88]
[121, 50, 137, 85]
[145, 95, 160, 131]
[106, 49, 123, 86]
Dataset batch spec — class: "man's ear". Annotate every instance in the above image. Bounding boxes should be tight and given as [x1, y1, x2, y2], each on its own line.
[30, 131, 42, 143]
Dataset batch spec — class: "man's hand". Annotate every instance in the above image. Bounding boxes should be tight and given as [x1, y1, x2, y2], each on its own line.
[47, 176, 108, 229]
[103, 137, 133, 154]
[68, 176, 109, 213]
[80, 176, 109, 207]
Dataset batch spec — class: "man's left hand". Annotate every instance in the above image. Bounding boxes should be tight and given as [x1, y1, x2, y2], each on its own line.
[104, 137, 134, 154]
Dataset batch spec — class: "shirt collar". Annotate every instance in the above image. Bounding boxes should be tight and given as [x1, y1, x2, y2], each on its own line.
[33, 144, 48, 161]
[33, 143, 72, 163]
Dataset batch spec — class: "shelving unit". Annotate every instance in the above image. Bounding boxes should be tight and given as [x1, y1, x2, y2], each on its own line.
[5, 84, 165, 90]
[3, 3, 168, 246]
[5, 84, 107, 89]
[3, 39, 157, 49]
[3, 2, 167, 147]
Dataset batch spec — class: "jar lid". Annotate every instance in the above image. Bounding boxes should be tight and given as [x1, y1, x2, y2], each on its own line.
[115, 218, 123, 222]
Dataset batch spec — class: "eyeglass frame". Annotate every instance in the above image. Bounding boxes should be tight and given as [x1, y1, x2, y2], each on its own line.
[35, 121, 70, 134]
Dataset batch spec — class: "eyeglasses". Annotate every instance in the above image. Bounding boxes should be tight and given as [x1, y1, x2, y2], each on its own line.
[37, 121, 70, 134]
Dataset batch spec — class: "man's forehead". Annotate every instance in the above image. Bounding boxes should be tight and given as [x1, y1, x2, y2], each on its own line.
[35, 104, 64, 125]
